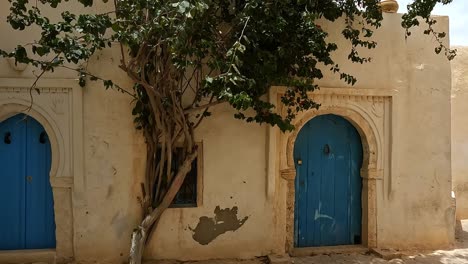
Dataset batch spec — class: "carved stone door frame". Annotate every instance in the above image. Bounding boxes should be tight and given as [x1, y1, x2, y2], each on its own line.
[0, 78, 83, 263]
[266, 86, 394, 253]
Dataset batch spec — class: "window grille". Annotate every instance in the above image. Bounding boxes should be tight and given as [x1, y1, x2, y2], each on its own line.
[152, 147, 199, 208]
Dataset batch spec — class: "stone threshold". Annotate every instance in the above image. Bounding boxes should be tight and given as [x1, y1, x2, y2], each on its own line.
[0, 249, 56, 264]
[290, 245, 369, 257]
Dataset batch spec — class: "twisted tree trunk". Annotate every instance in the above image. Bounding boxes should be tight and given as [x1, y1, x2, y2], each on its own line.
[129, 150, 198, 264]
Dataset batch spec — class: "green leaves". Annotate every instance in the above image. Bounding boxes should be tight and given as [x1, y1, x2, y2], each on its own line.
[78, 0, 93, 7]
[31, 46, 50, 56]
[402, 0, 455, 60]
[12, 45, 29, 64]
[79, 71, 87, 87]
[1, 0, 455, 133]
[103, 80, 114, 89]
[172, 1, 190, 13]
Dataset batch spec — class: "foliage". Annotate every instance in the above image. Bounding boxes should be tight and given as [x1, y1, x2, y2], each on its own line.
[1, 0, 455, 131]
[0, 0, 455, 263]
[402, 0, 456, 59]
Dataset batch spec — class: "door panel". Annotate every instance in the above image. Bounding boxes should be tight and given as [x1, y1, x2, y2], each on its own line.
[0, 115, 27, 249]
[294, 114, 363, 247]
[0, 114, 55, 250]
[25, 117, 55, 249]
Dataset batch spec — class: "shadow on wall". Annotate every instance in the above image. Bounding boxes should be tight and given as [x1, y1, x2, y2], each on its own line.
[456, 220, 468, 248]
[190, 206, 248, 245]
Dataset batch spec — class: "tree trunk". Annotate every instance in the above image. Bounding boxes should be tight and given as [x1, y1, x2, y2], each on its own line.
[129, 225, 147, 264]
[128, 149, 198, 264]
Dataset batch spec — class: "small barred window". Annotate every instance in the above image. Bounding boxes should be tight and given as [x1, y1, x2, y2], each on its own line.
[153, 144, 201, 208]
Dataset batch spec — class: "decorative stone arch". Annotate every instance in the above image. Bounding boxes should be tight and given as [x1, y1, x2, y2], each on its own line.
[283, 106, 380, 251]
[268, 87, 393, 254]
[286, 106, 379, 173]
[0, 101, 64, 181]
[0, 78, 83, 264]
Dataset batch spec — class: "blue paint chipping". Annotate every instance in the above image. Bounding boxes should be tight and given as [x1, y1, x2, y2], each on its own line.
[0, 114, 56, 250]
[294, 114, 363, 247]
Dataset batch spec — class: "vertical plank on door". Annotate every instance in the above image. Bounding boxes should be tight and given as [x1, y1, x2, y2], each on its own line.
[25, 117, 56, 249]
[0, 115, 27, 249]
[294, 114, 363, 247]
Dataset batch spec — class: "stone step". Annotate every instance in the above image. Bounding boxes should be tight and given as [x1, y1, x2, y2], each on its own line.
[0, 249, 55, 264]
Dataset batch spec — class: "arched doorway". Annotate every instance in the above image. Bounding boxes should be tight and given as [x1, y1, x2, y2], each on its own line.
[293, 114, 363, 247]
[0, 114, 56, 250]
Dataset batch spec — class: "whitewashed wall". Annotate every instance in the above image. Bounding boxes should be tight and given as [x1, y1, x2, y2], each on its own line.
[0, 3, 455, 263]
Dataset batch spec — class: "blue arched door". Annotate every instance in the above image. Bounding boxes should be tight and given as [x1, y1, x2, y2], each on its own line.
[0, 114, 56, 250]
[294, 114, 363, 247]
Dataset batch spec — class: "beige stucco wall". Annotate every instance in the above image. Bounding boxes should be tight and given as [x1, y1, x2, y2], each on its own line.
[451, 46, 468, 220]
[272, 13, 454, 252]
[0, 3, 455, 264]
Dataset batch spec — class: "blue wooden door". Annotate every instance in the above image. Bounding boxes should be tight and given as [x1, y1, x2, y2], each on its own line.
[294, 114, 362, 247]
[0, 114, 56, 250]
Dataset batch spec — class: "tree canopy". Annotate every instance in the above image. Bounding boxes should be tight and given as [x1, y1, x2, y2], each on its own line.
[2, 0, 455, 131]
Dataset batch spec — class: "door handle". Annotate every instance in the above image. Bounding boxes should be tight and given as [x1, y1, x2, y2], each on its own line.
[4, 132, 11, 144]
[39, 131, 47, 144]
[26, 176, 32, 183]
[324, 144, 330, 155]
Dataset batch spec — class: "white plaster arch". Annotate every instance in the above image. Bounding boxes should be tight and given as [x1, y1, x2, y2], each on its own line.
[0, 99, 65, 180]
[345, 101, 384, 170]
[285, 105, 379, 173]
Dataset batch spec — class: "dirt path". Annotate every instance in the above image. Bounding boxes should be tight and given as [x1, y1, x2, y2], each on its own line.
[291, 220, 468, 264]
[148, 220, 468, 264]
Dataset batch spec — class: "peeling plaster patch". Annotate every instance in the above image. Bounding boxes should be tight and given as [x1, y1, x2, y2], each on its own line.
[190, 206, 248, 245]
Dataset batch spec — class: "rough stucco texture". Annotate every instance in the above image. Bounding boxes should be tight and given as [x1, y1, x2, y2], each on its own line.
[451, 46, 468, 220]
[0, 4, 456, 263]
